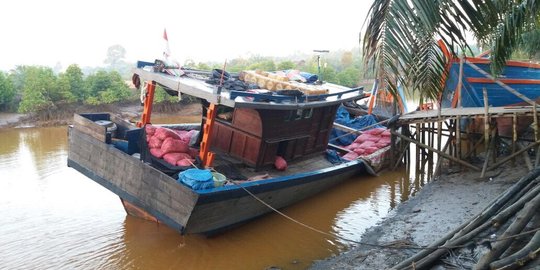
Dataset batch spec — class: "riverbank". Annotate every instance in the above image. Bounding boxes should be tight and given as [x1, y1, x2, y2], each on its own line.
[310, 161, 533, 269]
[0, 101, 201, 129]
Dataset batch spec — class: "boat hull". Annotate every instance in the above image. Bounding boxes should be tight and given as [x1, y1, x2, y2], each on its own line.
[68, 125, 370, 235]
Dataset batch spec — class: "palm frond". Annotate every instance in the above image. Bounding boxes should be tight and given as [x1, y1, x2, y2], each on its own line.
[363, 0, 540, 102]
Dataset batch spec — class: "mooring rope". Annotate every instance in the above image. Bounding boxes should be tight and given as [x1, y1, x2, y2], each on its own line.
[229, 179, 540, 251]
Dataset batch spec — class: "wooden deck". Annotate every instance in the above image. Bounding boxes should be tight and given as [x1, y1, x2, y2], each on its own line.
[399, 106, 538, 124]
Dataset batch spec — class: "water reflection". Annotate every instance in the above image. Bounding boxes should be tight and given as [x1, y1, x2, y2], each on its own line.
[0, 124, 424, 269]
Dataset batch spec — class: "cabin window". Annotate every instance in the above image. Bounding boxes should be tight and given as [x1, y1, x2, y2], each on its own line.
[285, 110, 295, 122]
[295, 109, 303, 120]
[302, 108, 313, 119]
[216, 106, 234, 122]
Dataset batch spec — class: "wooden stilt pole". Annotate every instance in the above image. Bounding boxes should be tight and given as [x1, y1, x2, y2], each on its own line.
[456, 115, 461, 162]
[481, 127, 497, 178]
[483, 87, 490, 153]
[391, 130, 481, 171]
[416, 123, 420, 175]
[487, 141, 540, 171]
[517, 142, 533, 171]
[512, 113, 517, 164]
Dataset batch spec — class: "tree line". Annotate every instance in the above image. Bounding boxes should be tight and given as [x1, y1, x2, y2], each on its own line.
[0, 45, 372, 113]
[0, 65, 133, 113]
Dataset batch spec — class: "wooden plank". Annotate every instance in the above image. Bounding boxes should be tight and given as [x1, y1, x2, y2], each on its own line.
[73, 113, 106, 141]
[68, 128, 198, 229]
[185, 167, 362, 234]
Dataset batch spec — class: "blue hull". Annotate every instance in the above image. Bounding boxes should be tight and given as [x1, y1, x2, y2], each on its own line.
[441, 60, 540, 108]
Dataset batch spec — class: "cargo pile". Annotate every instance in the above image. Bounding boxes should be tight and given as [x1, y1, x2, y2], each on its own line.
[145, 125, 199, 167]
[341, 128, 392, 160]
[240, 70, 329, 95]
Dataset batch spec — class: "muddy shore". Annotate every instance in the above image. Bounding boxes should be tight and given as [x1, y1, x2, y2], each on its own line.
[0, 101, 202, 129]
[310, 162, 534, 269]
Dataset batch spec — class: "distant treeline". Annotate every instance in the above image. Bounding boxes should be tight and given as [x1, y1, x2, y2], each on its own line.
[0, 46, 372, 113]
[0, 65, 135, 113]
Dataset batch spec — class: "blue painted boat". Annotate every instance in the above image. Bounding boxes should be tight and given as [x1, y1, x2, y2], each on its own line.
[67, 64, 377, 235]
[441, 57, 540, 108]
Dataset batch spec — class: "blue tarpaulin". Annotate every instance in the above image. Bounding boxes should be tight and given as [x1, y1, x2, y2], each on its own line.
[330, 106, 382, 146]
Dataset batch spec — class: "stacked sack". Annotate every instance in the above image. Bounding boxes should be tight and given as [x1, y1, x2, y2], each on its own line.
[342, 128, 391, 160]
[145, 125, 200, 167]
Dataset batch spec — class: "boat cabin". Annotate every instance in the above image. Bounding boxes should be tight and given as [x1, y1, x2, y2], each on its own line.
[208, 104, 339, 169]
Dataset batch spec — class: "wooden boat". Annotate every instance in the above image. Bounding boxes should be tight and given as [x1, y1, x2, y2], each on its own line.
[440, 47, 540, 137]
[67, 64, 377, 235]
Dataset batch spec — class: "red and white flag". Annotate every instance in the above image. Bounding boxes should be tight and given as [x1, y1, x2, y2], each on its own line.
[163, 28, 171, 60]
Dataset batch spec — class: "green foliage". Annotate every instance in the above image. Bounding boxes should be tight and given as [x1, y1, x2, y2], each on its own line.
[335, 67, 361, 87]
[518, 29, 540, 59]
[85, 70, 132, 104]
[153, 85, 179, 103]
[58, 64, 86, 102]
[0, 71, 16, 111]
[18, 66, 59, 113]
[363, 0, 540, 101]
[247, 59, 276, 71]
[277, 61, 296, 70]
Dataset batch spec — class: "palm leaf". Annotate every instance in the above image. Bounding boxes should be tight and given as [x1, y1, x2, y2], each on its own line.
[363, 0, 540, 102]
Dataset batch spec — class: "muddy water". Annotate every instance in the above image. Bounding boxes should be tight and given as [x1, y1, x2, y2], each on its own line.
[0, 119, 423, 270]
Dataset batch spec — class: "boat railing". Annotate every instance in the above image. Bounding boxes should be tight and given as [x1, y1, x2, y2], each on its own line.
[229, 87, 364, 104]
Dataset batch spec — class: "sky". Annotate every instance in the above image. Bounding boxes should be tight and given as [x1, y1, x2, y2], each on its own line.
[0, 0, 373, 71]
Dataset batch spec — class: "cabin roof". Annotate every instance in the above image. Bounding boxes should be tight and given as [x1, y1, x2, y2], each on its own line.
[133, 68, 365, 110]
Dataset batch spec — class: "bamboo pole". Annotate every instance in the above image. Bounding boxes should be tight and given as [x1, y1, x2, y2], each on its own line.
[457, 55, 464, 108]
[513, 113, 517, 164]
[433, 137, 451, 176]
[391, 130, 481, 171]
[463, 136, 485, 160]
[456, 116, 461, 161]
[481, 128, 497, 178]
[416, 123, 421, 175]
[535, 145, 540, 168]
[483, 87, 490, 152]
[394, 168, 540, 270]
[393, 141, 411, 170]
[489, 229, 540, 270]
[474, 193, 540, 270]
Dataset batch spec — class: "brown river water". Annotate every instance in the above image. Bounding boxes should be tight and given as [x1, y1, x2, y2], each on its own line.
[0, 115, 426, 270]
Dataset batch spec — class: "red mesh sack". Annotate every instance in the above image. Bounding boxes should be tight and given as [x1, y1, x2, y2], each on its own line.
[176, 158, 195, 167]
[365, 128, 386, 136]
[342, 152, 359, 161]
[274, 156, 287, 171]
[353, 148, 366, 155]
[150, 148, 164, 158]
[354, 133, 380, 143]
[163, 152, 192, 166]
[155, 127, 181, 141]
[148, 136, 163, 149]
[364, 146, 379, 155]
[359, 140, 376, 148]
[145, 125, 156, 136]
[161, 138, 189, 154]
[345, 143, 361, 150]
[381, 129, 391, 137]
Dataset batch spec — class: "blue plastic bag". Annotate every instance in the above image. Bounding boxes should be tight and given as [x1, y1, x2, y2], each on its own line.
[179, 169, 214, 190]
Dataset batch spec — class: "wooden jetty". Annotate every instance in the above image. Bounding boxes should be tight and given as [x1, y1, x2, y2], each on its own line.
[390, 105, 540, 178]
